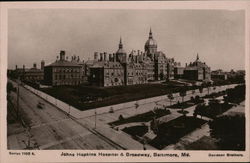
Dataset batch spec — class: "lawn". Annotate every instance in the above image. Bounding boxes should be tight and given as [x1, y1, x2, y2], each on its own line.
[109, 109, 171, 126]
[122, 126, 149, 138]
[148, 116, 207, 149]
[198, 103, 234, 119]
[169, 101, 195, 109]
[40, 83, 193, 111]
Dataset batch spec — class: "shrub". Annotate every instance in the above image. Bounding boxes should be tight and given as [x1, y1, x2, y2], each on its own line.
[119, 114, 124, 121]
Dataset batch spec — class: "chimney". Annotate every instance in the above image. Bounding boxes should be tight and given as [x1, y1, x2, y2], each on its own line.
[41, 60, 45, 70]
[109, 54, 112, 62]
[185, 63, 187, 67]
[23, 65, 25, 71]
[100, 53, 103, 61]
[77, 56, 80, 62]
[33, 63, 37, 69]
[104, 52, 107, 61]
[113, 53, 116, 62]
[94, 52, 98, 61]
[60, 50, 65, 61]
[15, 65, 18, 70]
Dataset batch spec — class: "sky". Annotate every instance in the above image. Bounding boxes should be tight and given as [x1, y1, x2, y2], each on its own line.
[8, 9, 245, 71]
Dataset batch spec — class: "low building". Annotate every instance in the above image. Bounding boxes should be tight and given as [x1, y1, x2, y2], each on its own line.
[22, 63, 44, 82]
[174, 67, 185, 79]
[183, 54, 211, 82]
[44, 50, 82, 86]
[11, 61, 44, 82]
[211, 69, 228, 80]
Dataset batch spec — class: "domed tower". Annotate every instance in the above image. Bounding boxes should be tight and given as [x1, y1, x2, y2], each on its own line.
[116, 37, 127, 63]
[144, 28, 157, 57]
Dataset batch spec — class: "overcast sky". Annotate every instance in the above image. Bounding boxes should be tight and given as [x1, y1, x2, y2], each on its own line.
[8, 9, 245, 71]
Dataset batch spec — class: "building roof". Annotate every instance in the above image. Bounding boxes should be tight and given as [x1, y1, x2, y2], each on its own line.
[25, 68, 43, 73]
[186, 54, 209, 69]
[45, 60, 81, 67]
[145, 38, 157, 47]
[91, 61, 123, 69]
[116, 37, 126, 54]
[145, 28, 157, 48]
[116, 48, 126, 54]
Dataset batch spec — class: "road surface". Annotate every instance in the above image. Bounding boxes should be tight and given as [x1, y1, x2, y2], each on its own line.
[8, 80, 125, 150]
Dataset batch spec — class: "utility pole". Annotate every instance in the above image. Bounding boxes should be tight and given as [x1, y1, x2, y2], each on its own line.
[94, 109, 97, 129]
[68, 104, 71, 116]
[16, 78, 20, 120]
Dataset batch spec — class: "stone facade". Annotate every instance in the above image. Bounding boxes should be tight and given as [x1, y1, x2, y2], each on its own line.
[44, 51, 82, 86]
[13, 62, 44, 82]
[89, 29, 177, 87]
[183, 54, 211, 82]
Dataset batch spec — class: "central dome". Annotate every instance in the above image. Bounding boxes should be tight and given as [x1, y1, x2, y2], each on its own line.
[145, 38, 157, 47]
[144, 28, 157, 54]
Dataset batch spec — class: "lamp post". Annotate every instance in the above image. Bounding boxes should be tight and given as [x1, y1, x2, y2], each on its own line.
[16, 77, 20, 120]
[94, 109, 97, 129]
[68, 104, 71, 116]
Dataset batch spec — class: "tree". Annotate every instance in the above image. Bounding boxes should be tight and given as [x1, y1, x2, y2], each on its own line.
[194, 103, 205, 119]
[206, 82, 212, 95]
[150, 117, 159, 134]
[7, 82, 14, 94]
[179, 90, 187, 103]
[135, 101, 139, 115]
[179, 90, 187, 113]
[167, 93, 174, 106]
[119, 114, 124, 121]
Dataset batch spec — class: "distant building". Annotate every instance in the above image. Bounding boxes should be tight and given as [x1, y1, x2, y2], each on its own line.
[183, 54, 211, 82]
[10, 61, 44, 82]
[211, 69, 228, 80]
[44, 51, 82, 86]
[13, 28, 215, 87]
[89, 52, 125, 87]
[174, 67, 185, 79]
[22, 62, 44, 82]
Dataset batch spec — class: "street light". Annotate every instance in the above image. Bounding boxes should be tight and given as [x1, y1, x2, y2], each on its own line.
[68, 104, 71, 116]
[94, 109, 97, 129]
[16, 77, 21, 120]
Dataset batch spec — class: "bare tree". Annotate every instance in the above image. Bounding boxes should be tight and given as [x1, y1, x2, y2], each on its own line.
[167, 93, 174, 106]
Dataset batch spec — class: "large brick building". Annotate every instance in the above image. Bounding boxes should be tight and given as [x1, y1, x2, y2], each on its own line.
[89, 29, 177, 87]
[44, 51, 82, 86]
[18, 28, 212, 87]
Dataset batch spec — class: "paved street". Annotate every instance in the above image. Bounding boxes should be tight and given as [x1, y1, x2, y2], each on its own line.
[7, 80, 128, 150]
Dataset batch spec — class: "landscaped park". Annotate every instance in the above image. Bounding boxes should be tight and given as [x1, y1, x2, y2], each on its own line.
[40, 81, 199, 110]
[108, 84, 245, 150]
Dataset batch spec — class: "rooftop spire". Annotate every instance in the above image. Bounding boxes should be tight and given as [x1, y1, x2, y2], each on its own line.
[149, 27, 153, 39]
[196, 53, 199, 60]
[119, 36, 123, 49]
